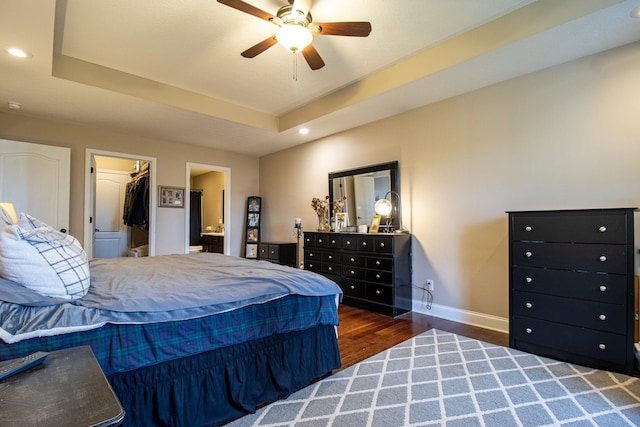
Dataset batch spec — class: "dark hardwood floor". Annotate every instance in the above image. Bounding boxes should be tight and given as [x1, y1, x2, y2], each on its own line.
[336, 304, 509, 372]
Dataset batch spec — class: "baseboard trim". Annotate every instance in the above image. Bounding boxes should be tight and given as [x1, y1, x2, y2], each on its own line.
[412, 301, 509, 334]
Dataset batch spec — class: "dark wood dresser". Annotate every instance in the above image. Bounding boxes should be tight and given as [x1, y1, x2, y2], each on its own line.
[304, 231, 411, 317]
[201, 234, 224, 254]
[508, 208, 636, 374]
[257, 242, 297, 267]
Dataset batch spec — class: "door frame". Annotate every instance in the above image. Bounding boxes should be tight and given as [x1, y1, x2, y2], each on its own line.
[84, 149, 157, 258]
[185, 163, 231, 255]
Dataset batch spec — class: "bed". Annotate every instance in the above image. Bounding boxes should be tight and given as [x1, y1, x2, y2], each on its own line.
[0, 236, 342, 427]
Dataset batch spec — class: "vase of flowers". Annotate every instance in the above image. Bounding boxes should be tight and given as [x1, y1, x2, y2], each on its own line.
[311, 196, 330, 231]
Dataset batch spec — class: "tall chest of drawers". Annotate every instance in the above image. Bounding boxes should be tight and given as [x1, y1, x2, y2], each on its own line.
[304, 232, 412, 317]
[508, 208, 636, 374]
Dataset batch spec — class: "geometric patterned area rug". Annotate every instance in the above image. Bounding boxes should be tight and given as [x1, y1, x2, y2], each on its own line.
[227, 329, 640, 427]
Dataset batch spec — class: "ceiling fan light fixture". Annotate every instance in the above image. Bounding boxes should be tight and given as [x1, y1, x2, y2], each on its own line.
[276, 24, 312, 53]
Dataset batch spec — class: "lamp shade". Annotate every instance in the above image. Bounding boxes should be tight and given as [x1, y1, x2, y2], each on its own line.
[374, 198, 393, 216]
[276, 24, 313, 52]
[0, 202, 17, 223]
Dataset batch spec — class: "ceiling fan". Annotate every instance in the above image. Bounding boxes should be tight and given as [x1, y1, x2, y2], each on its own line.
[217, 0, 372, 70]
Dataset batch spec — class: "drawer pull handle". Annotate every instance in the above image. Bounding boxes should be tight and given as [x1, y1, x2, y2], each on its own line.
[525, 251, 533, 258]
[599, 314, 606, 321]
[350, 285, 355, 290]
[309, 253, 314, 257]
[346, 241, 352, 245]
[270, 250, 275, 254]
[350, 270, 355, 275]
[599, 255, 607, 262]
[309, 264, 314, 268]
[362, 242, 367, 246]
[380, 242, 385, 247]
[525, 277, 533, 283]
[525, 302, 533, 309]
[376, 260, 381, 266]
[376, 290, 381, 295]
[599, 344, 606, 350]
[525, 226, 532, 232]
[376, 274, 381, 279]
[328, 255, 333, 260]
[328, 267, 333, 271]
[331, 239, 336, 244]
[350, 258, 355, 262]
[318, 239, 323, 243]
[599, 285, 607, 292]
[599, 226, 607, 233]
[525, 328, 532, 334]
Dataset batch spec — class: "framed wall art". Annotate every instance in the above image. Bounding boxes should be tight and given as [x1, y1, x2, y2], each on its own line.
[158, 186, 184, 208]
[244, 196, 262, 258]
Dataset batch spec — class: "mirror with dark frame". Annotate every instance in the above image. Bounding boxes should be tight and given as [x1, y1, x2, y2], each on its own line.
[328, 161, 400, 232]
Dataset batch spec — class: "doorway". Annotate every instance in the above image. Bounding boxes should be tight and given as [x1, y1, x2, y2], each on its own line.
[84, 149, 157, 259]
[186, 163, 231, 255]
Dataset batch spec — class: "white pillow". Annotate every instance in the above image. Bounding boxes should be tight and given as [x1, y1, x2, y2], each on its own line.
[0, 214, 89, 300]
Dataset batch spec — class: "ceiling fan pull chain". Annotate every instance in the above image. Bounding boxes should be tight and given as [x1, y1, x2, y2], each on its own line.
[293, 52, 298, 81]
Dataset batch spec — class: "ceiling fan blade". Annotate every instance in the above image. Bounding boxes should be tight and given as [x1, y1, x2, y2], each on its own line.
[217, 0, 277, 22]
[312, 22, 372, 37]
[301, 44, 325, 70]
[241, 36, 278, 58]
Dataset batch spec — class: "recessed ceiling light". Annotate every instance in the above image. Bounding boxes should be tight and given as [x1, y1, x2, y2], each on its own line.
[6, 47, 32, 58]
[7, 102, 21, 110]
[631, 6, 640, 19]
[299, 127, 309, 135]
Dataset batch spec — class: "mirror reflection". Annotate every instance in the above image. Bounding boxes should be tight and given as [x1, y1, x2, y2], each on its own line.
[328, 161, 399, 231]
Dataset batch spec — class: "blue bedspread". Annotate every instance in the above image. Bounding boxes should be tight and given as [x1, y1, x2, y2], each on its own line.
[0, 253, 342, 343]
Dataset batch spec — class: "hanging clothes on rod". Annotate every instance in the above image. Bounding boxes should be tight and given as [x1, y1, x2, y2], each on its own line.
[123, 163, 150, 229]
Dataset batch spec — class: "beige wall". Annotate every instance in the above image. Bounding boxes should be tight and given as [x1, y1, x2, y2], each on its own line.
[260, 41, 640, 331]
[0, 113, 259, 256]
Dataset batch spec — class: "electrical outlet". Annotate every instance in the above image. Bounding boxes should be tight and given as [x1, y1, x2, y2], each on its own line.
[426, 279, 434, 291]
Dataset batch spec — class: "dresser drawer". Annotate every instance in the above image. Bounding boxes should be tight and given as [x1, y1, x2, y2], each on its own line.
[343, 266, 366, 280]
[322, 251, 339, 264]
[326, 235, 341, 249]
[513, 291, 625, 333]
[304, 249, 320, 262]
[366, 269, 393, 284]
[322, 263, 340, 275]
[257, 243, 270, 259]
[373, 237, 393, 254]
[365, 284, 393, 305]
[342, 253, 365, 267]
[512, 316, 627, 365]
[342, 278, 365, 298]
[367, 256, 393, 271]
[512, 241, 627, 274]
[356, 236, 375, 252]
[314, 234, 329, 248]
[512, 266, 627, 304]
[512, 213, 627, 244]
[341, 236, 358, 251]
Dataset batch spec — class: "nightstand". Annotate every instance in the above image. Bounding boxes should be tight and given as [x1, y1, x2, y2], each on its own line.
[0, 346, 125, 426]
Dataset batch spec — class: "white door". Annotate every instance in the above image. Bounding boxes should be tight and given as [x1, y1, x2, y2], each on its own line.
[353, 175, 375, 226]
[0, 139, 70, 232]
[95, 170, 131, 258]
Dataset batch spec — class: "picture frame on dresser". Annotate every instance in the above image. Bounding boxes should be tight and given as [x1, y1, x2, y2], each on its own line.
[369, 215, 381, 233]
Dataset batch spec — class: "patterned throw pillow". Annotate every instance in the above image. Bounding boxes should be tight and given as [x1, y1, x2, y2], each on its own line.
[0, 214, 89, 300]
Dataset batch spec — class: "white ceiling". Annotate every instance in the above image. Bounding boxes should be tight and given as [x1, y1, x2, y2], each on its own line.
[1, 0, 640, 156]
